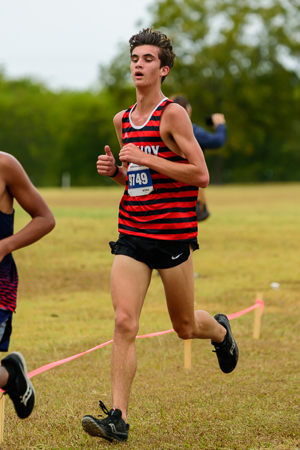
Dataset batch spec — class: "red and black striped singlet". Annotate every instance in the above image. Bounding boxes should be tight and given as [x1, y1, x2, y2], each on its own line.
[119, 97, 198, 241]
[0, 210, 18, 311]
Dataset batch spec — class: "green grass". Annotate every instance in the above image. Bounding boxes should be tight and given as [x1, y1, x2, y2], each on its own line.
[2, 183, 300, 449]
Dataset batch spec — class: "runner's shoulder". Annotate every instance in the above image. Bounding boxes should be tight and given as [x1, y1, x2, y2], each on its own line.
[162, 102, 190, 129]
[164, 102, 189, 119]
[113, 110, 126, 127]
[0, 152, 23, 180]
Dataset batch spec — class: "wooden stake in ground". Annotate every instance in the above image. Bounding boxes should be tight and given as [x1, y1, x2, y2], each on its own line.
[253, 292, 263, 340]
[184, 339, 192, 370]
[0, 394, 5, 444]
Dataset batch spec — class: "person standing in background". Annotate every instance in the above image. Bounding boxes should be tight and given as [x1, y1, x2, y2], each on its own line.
[172, 95, 227, 221]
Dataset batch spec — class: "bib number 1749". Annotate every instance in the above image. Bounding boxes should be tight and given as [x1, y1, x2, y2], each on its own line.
[129, 171, 148, 187]
[127, 164, 154, 197]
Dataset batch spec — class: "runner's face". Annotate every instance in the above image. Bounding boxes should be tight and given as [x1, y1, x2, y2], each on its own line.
[130, 45, 169, 87]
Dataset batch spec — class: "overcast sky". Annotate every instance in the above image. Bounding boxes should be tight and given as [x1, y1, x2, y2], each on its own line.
[0, 0, 153, 90]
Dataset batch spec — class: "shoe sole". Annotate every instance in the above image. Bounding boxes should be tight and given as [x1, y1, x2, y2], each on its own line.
[82, 416, 113, 442]
[6, 352, 35, 419]
[82, 416, 128, 442]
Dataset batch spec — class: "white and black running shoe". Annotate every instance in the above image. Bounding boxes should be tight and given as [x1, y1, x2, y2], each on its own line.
[1, 352, 35, 419]
[82, 401, 129, 442]
[212, 314, 239, 374]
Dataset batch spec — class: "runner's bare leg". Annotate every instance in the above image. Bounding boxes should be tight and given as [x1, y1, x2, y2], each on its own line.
[158, 250, 226, 342]
[110, 255, 152, 422]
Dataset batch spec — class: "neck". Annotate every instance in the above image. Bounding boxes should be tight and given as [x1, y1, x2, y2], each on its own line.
[135, 85, 165, 114]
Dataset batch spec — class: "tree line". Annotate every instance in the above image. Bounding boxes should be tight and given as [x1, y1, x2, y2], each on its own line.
[1, 0, 299, 186]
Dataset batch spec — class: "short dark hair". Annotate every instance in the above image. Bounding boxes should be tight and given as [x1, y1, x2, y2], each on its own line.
[171, 95, 190, 110]
[129, 27, 176, 83]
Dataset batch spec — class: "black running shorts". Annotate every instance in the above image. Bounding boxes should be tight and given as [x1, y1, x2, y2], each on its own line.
[0, 308, 13, 352]
[109, 234, 199, 269]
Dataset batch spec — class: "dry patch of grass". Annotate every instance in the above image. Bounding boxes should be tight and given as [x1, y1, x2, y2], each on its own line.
[1, 184, 300, 449]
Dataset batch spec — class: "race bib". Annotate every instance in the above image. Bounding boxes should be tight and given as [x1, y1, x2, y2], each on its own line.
[127, 163, 154, 197]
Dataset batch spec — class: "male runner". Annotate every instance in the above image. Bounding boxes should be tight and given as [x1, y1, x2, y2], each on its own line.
[82, 27, 239, 443]
[0, 151, 55, 419]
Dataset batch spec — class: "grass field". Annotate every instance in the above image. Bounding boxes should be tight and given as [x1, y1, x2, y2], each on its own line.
[1, 183, 300, 450]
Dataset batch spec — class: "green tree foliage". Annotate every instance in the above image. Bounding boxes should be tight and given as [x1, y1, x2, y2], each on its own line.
[99, 43, 136, 111]
[0, 72, 120, 186]
[1, 0, 299, 186]
[99, 0, 300, 182]
[0, 73, 59, 185]
[56, 90, 120, 186]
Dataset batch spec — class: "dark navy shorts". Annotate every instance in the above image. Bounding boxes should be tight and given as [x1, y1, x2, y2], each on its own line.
[0, 309, 13, 352]
[109, 234, 199, 270]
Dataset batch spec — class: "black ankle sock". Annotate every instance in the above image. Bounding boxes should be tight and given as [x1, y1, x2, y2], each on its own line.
[213, 330, 227, 347]
[1, 361, 17, 390]
[219, 335, 227, 346]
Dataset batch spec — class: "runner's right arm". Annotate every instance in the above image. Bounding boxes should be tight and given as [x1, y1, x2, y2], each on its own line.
[0, 153, 55, 262]
[96, 111, 127, 186]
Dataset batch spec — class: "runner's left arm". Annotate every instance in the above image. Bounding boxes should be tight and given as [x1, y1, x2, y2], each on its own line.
[119, 104, 209, 188]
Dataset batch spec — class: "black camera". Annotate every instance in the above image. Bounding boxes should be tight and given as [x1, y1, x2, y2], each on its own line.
[205, 115, 213, 126]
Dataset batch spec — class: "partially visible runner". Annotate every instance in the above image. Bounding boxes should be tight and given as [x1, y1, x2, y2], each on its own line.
[0, 151, 55, 419]
[172, 95, 227, 221]
[82, 27, 239, 443]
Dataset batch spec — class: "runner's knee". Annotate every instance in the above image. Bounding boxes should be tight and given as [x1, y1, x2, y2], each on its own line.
[114, 312, 139, 338]
[173, 322, 193, 340]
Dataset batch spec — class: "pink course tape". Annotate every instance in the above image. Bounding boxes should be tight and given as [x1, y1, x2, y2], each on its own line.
[227, 299, 264, 320]
[27, 340, 113, 379]
[27, 299, 264, 380]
